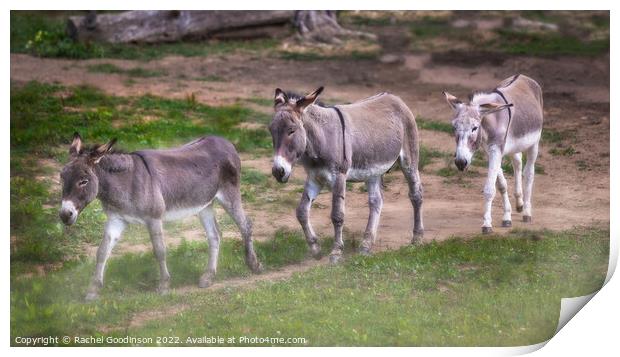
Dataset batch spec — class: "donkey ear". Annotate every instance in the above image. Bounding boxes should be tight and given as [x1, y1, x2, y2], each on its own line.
[443, 91, 462, 110]
[274, 88, 288, 106]
[69, 132, 82, 156]
[90, 138, 117, 164]
[479, 102, 513, 116]
[296, 86, 324, 111]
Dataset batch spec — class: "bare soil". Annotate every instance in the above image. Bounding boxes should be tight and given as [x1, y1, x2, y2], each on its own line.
[10, 43, 609, 257]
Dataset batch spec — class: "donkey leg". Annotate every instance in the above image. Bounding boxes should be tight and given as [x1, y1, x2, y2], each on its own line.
[86, 217, 125, 301]
[197, 204, 221, 288]
[522, 143, 539, 222]
[512, 153, 524, 212]
[400, 156, 424, 244]
[296, 178, 322, 259]
[360, 176, 383, 255]
[496, 169, 513, 228]
[216, 187, 262, 273]
[482, 146, 503, 233]
[329, 173, 347, 264]
[146, 219, 171, 294]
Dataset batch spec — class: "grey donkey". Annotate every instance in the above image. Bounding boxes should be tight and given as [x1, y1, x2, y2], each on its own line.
[443, 74, 544, 233]
[59, 133, 262, 300]
[269, 87, 424, 264]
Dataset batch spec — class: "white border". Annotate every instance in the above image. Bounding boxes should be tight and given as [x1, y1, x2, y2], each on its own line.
[4, 1, 617, 355]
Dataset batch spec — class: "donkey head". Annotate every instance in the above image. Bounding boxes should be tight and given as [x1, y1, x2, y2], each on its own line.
[268, 86, 324, 183]
[442, 91, 512, 171]
[59, 132, 116, 225]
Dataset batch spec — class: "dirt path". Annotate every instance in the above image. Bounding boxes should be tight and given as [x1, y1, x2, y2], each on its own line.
[11, 49, 609, 273]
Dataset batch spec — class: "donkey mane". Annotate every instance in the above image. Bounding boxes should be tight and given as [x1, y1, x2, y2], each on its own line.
[98, 152, 134, 173]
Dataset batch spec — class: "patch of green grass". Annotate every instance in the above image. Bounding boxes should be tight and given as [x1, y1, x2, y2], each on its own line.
[436, 166, 478, 178]
[342, 12, 396, 27]
[419, 145, 449, 171]
[278, 50, 379, 61]
[246, 97, 274, 107]
[541, 129, 566, 144]
[86, 63, 123, 74]
[435, 160, 480, 187]
[11, 11, 279, 61]
[240, 168, 272, 203]
[87, 63, 167, 78]
[196, 75, 225, 82]
[406, 11, 609, 57]
[542, 128, 579, 158]
[411, 16, 453, 39]
[11, 226, 609, 346]
[417, 117, 453, 134]
[494, 29, 609, 56]
[576, 160, 589, 171]
[11, 81, 272, 154]
[590, 13, 610, 29]
[11, 11, 105, 59]
[501, 156, 545, 176]
[103, 39, 279, 62]
[549, 146, 576, 157]
[470, 151, 544, 175]
[9, 228, 316, 338]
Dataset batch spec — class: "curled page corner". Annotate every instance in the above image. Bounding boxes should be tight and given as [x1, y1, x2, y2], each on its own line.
[517, 230, 616, 354]
[555, 293, 597, 334]
[549, 229, 616, 337]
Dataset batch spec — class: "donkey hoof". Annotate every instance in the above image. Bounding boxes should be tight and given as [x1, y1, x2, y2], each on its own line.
[358, 246, 372, 256]
[516, 205, 524, 213]
[412, 232, 424, 245]
[329, 253, 343, 265]
[198, 273, 214, 288]
[481, 227, 493, 234]
[523, 215, 532, 223]
[246, 254, 262, 274]
[309, 243, 322, 260]
[250, 261, 263, 274]
[85, 292, 99, 302]
[198, 280, 212, 289]
[502, 220, 512, 228]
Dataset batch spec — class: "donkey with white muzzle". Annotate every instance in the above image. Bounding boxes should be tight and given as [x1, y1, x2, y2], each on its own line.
[269, 87, 424, 263]
[59, 133, 261, 300]
[442, 74, 544, 233]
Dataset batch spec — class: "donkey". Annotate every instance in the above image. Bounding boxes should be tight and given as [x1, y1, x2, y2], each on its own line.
[442, 74, 544, 233]
[268, 87, 424, 263]
[59, 133, 262, 300]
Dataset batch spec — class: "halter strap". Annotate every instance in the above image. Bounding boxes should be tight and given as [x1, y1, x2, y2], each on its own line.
[331, 106, 348, 173]
[493, 88, 513, 152]
[133, 151, 153, 177]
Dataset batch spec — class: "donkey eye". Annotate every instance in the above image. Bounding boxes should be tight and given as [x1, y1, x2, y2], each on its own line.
[78, 179, 89, 187]
[472, 126, 478, 132]
[288, 129, 296, 136]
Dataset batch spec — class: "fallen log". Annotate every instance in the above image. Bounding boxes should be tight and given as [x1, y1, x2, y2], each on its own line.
[67, 10, 296, 44]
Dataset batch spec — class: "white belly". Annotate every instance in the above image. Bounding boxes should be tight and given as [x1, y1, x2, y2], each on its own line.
[163, 204, 210, 221]
[503, 131, 541, 155]
[347, 161, 396, 181]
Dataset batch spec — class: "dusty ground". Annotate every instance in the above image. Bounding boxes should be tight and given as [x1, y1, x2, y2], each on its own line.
[10, 40, 610, 257]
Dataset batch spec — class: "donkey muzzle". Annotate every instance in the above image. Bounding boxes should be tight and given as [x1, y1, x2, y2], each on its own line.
[59, 200, 78, 226]
[455, 158, 468, 171]
[272, 166, 290, 183]
[272, 155, 292, 183]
